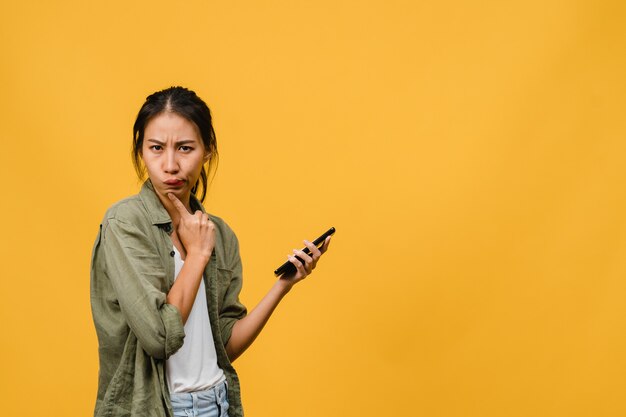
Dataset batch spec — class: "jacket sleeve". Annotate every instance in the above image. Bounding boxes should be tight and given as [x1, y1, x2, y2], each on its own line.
[219, 232, 248, 345]
[101, 217, 185, 359]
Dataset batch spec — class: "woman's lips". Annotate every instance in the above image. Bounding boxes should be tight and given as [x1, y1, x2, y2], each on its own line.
[164, 179, 185, 187]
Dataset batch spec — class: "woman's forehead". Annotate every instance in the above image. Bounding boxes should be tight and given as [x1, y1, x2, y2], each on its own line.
[144, 112, 201, 140]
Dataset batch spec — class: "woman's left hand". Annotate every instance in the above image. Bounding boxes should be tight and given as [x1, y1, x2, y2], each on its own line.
[281, 236, 332, 287]
[226, 235, 332, 361]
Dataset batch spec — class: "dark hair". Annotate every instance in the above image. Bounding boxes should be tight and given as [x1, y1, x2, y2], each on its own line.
[132, 86, 218, 202]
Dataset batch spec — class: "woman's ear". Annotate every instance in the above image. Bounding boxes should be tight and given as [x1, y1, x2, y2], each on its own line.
[203, 152, 211, 163]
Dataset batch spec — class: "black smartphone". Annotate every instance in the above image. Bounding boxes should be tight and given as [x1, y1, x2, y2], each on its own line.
[274, 227, 336, 277]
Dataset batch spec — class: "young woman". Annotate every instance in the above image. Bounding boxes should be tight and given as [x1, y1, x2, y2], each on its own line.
[90, 86, 331, 417]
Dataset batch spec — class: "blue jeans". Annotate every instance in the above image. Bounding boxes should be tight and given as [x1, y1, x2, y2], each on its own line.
[170, 380, 229, 417]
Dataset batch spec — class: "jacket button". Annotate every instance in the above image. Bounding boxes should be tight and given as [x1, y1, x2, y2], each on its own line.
[170, 250, 175, 257]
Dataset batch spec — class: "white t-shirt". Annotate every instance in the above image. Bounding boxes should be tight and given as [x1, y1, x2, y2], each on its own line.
[166, 246, 225, 393]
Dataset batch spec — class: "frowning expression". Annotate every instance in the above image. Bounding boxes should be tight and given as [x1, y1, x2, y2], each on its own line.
[141, 112, 209, 203]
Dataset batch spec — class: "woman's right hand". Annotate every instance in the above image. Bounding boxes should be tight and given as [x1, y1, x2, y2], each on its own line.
[168, 193, 215, 260]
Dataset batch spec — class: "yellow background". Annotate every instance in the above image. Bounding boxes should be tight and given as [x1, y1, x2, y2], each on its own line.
[1, 1, 625, 416]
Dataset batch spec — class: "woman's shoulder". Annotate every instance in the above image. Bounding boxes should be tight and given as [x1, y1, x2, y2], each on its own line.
[207, 213, 238, 242]
[100, 193, 149, 226]
[206, 213, 241, 266]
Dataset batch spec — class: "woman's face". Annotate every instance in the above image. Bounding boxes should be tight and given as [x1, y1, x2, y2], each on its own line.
[141, 112, 209, 204]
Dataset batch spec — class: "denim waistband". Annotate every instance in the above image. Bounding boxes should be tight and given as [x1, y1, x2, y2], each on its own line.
[170, 379, 229, 417]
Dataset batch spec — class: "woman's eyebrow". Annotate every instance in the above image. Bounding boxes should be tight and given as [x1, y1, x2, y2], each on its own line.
[175, 140, 196, 146]
[146, 138, 165, 145]
[145, 139, 196, 145]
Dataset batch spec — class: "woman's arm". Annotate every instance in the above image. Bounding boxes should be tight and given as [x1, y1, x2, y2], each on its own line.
[98, 218, 186, 360]
[166, 193, 216, 324]
[225, 279, 291, 361]
[225, 237, 332, 362]
[166, 252, 210, 324]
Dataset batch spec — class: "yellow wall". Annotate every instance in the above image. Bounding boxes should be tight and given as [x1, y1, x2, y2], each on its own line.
[1, 1, 625, 416]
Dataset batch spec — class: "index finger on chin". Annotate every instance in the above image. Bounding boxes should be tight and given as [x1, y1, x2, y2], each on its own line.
[168, 193, 190, 216]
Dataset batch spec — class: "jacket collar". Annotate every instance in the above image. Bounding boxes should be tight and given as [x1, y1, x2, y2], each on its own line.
[139, 179, 205, 226]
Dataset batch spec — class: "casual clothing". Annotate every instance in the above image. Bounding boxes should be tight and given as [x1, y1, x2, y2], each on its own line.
[170, 380, 229, 417]
[166, 245, 225, 394]
[90, 179, 247, 417]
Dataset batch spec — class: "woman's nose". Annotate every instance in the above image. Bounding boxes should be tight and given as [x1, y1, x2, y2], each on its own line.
[163, 149, 179, 173]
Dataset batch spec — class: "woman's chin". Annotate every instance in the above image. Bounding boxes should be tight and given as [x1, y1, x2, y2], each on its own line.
[156, 185, 191, 201]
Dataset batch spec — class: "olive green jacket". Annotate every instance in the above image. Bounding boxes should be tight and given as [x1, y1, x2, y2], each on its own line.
[90, 180, 247, 417]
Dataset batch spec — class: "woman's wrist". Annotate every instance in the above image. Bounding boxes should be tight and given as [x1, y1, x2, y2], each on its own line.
[273, 277, 295, 296]
[186, 250, 211, 266]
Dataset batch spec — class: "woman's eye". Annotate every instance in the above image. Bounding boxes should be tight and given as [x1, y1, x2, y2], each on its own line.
[150, 145, 162, 151]
[179, 146, 193, 152]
